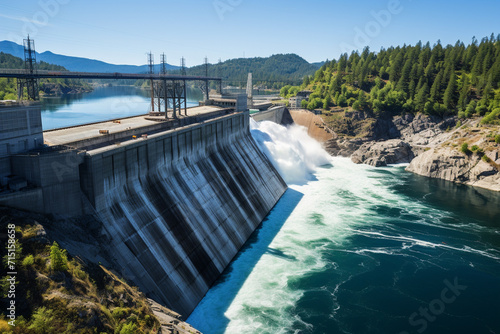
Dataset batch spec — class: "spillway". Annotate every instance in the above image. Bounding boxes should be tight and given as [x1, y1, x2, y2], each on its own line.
[80, 111, 287, 316]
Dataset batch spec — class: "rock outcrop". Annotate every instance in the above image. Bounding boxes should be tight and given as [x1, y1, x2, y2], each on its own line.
[318, 109, 500, 192]
[406, 147, 500, 192]
[394, 113, 457, 146]
[351, 139, 414, 167]
[325, 112, 457, 159]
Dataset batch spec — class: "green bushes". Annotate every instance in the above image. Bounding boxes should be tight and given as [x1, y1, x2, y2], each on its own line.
[495, 134, 500, 144]
[22, 254, 34, 267]
[50, 241, 68, 272]
[481, 108, 500, 125]
[120, 322, 138, 334]
[461, 143, 471, 155]
[482, 155, 492, 163]
[28, 307, 56, 334]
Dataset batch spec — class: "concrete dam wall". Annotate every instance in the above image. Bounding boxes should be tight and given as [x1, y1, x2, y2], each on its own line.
[251, 105, 294, 125]
[80, 111, 287, 316]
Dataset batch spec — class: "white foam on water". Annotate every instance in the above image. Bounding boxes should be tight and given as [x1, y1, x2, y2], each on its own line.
[187, 120, 500, 334]
[250, 120, 331, 185]
[188, 121, 400, 333]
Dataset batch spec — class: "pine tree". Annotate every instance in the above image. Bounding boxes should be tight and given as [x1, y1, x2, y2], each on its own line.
[390, 52, 404, 83]
[457, 75, 471, 110]
[430, 69, 444, 103]
[396, 59, 412, 94]
[415, 82, 429, 112]
[443, 72, 457, 110]
[408, 80, 417, 100]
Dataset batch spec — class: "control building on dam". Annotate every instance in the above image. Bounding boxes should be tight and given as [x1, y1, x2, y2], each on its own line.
[0, 100, 288, 316]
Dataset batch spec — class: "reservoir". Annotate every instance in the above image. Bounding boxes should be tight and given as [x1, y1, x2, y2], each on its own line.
[40, 85, 203, 130]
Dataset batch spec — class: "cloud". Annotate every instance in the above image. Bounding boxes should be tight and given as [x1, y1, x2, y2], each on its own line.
[0, 13, 53, 27]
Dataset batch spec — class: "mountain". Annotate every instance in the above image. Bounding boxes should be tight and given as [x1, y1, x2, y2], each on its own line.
[0, 40, 179, 73]
[186, 53, 319, 88]
[311, 61, 327, 68]
[0, 41, 320, 88]
[0, 52, 92, 98]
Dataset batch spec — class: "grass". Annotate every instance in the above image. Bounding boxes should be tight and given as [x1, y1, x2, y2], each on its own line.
[0, 210, 160, 334]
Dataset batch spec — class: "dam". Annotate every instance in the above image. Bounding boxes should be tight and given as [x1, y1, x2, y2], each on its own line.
[0, 101, 288, 316]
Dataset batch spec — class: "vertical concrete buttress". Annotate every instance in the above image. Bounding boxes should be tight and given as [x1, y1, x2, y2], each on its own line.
[80, 112, 287, 316]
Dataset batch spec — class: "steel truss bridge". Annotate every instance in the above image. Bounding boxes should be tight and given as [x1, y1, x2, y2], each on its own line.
[0, 69, 222, 119]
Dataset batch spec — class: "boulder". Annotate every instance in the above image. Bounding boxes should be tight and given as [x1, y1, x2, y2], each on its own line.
[351, 139, 414, 167]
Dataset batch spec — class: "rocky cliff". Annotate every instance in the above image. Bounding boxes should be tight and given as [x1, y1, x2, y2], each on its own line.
[406, 123, 500, 192]
[320, 110, 500, 191]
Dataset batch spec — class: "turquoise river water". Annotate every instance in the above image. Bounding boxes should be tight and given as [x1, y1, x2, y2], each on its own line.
[188, 121, 500, 334]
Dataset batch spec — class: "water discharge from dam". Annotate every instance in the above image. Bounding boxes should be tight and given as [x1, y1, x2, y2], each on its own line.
[188, 121, 500, 334]
[249, 120, 331, 184]
[87, 113, 287, 316]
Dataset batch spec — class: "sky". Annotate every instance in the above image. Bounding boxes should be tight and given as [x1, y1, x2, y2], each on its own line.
[0, 0, 499, 67]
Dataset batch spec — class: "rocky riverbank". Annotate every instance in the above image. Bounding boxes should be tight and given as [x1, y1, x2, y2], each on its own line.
[39, 82, 93, 96]
[319, 110, 500, 192]
[406, 123, 500, 192]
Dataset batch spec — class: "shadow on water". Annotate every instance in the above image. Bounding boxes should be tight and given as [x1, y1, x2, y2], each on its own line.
[191, 188, 303, 331]
[266, 247, 297, 261]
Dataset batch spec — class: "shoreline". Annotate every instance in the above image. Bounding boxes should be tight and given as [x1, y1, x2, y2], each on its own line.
[292, 109, 500, 193]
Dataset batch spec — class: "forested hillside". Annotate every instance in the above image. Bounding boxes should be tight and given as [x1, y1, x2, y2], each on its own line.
[186, 53, 320, 89]
[0, 52, 91, 100]
[284, 34, 500, 124]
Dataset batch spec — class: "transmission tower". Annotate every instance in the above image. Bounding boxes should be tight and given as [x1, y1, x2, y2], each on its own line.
[160, 53, 168, 75]
[197, 57, 210, 102]
[147, 52, 154, 74]
[217, 58, 222, 93]
[147, 52, 155, 112]
[18, 35, 39, 101]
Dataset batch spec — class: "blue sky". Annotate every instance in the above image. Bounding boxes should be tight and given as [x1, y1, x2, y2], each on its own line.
[0, 0, 499, 66]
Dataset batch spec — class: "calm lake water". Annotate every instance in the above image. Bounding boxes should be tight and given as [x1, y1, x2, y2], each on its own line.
[188, 121, 500, 334]
[40, 85, 203, 130]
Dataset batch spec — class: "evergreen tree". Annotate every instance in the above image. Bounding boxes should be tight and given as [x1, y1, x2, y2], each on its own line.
[443, 72, 457, 110]
[415, 82, 430, 112]
[390, 52, 404, 83]
[430, 69, 444, 103]
[299, 34, 499, 118]
[458, 75, 471, 110]
[396, 58, 412, 94]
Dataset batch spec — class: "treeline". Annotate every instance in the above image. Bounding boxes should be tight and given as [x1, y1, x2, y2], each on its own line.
[0, 52, 91, 100]
[283, 34, 500, 124]
[185, 53, 320, 89]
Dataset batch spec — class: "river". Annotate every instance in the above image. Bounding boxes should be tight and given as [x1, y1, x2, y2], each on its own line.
[188, 120, 500, 334]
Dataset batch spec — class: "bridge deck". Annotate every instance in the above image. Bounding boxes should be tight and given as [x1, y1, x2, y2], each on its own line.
[44, 105, 223, 147]
[0, 69, 221, 81]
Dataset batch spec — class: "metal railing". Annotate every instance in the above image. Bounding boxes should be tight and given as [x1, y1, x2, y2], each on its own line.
[0, 68, 222, 82]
